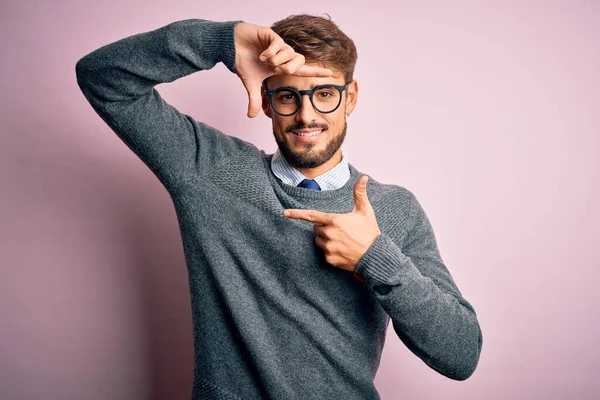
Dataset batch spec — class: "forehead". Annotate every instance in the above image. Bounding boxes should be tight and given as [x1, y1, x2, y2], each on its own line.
[265, 67, 346, 90]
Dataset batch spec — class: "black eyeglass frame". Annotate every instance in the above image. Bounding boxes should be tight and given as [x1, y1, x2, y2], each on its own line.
[263, 82, 350, 116]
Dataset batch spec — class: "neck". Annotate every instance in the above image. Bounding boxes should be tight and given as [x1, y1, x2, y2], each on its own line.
[295, 149, 343, 179]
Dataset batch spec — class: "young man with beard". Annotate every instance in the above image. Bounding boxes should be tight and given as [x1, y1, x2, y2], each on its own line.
[76, 14, 483, 400]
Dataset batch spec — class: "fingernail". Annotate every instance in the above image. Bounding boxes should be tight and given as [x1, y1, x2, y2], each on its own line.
[259, 55, 266, 61]
[274, 67, 282, 74]
[283, 210, 290, 217]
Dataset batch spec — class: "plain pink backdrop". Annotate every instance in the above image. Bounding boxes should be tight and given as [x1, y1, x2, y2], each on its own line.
[1, 1, 599, 399]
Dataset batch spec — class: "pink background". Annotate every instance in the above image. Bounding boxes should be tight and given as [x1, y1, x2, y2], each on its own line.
[1, 1, 599, 399]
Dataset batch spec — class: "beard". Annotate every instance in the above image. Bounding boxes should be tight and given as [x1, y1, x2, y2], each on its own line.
[274, 120, 347, 169]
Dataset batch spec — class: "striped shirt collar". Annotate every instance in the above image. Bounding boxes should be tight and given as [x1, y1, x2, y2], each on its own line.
[270, 147, 351, 190]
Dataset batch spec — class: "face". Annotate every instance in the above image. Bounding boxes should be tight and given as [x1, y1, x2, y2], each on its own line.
[261, 66, 358, 170]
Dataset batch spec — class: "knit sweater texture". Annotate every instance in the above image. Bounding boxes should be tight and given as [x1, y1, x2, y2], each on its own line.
[75, 18, 483, 400]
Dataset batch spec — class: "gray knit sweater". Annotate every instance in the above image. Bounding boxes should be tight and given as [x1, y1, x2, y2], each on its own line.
[75, 18, 483, 400]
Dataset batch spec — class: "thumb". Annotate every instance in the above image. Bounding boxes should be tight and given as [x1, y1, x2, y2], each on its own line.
[244, 79, 262, 118]
[353, 175, 372, 213]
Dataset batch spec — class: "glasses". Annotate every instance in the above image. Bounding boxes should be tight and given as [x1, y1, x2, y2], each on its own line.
[263, 82, 350, 116]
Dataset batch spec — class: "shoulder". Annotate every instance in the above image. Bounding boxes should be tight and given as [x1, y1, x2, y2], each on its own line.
[349, 164, 415, 201]
[361, 173, 417, 208]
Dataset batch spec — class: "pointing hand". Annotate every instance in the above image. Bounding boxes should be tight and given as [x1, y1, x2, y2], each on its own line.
[283, 176, 381, 274]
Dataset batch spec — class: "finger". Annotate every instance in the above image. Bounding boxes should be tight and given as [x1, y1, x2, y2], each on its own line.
[314, 234, 327, 249]
[263, 45, 296, 68]
[353, 175, 373, 213]
[283, 209, 334, 224]
[292, 64, 333, 77]
[313, 223, 329, 238]
[271, 53, 305, 75]
[243, 78, 262, 118]
[259, 35, 286, 61]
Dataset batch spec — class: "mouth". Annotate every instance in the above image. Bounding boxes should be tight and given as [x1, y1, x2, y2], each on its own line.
[291, 129, 324, 143]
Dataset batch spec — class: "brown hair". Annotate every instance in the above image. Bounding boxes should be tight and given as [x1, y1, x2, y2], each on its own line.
[270, 13, 358, 82]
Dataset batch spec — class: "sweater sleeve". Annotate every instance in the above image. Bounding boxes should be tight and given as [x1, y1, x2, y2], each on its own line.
[353, 192, 483, 381]
[75, 18, 247, 191]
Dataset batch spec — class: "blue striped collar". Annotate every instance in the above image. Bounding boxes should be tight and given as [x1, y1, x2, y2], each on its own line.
[270, 147, 351, 190]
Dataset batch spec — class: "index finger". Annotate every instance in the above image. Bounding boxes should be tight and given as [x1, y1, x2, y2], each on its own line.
[283, 209, 335, 224]
[292, 64, 333, 77]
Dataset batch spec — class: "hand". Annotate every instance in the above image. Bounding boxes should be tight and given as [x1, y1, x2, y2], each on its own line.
[234, 22, 333, 118]
[283, 176, 381, 272]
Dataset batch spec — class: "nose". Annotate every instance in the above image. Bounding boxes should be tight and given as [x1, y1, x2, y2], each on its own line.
[295, 93, 317, 123]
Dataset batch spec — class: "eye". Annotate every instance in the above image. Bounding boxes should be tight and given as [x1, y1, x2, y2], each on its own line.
[314, 87, 337, 99]
[276, 91, 297, 103]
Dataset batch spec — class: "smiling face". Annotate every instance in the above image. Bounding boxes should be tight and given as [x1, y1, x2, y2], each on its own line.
[262, 66, 358, 178]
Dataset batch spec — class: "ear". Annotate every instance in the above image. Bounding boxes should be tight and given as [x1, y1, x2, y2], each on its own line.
[345, 80, 359, 115]
[261, 85, 273, 119]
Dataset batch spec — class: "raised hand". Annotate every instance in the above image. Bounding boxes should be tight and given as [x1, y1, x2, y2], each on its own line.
[234, 22, 333, 118]
[283, 176, 381, 273]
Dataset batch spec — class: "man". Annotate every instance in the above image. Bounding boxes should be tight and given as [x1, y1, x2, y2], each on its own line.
[76, 14, 482, 400]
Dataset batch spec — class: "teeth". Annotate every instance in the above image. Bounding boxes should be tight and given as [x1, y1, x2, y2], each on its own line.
[295, 130, 321, 137]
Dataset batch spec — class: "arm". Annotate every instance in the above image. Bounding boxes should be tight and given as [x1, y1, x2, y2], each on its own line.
[75, 19, 247, 191]
[354, 192, 483, 381]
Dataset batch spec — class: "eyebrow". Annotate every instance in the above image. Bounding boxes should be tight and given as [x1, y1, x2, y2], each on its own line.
[266, 83, 336, 91]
